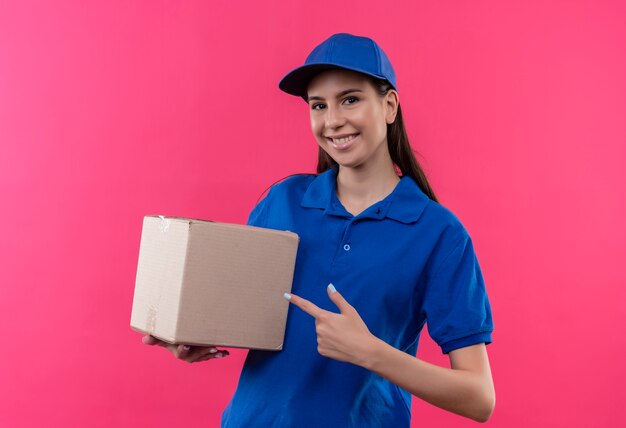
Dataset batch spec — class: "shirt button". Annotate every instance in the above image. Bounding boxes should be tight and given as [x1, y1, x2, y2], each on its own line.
[343, 244, 351, 251]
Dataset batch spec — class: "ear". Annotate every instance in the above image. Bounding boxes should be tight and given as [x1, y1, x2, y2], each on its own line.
[385, 90, 399, 125]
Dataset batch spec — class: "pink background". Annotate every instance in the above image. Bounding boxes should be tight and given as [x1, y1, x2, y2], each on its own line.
[1, 1, 624, 426]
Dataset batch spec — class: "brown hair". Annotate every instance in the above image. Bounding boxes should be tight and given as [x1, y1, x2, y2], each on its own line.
[255, 75, 439, 205]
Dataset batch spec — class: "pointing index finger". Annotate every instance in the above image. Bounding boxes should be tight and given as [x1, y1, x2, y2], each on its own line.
[284, 292, 324, 318]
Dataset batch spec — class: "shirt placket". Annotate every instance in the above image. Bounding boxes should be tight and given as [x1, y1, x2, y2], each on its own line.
[326, 190, 388, 266]
[332, 218, 355, 266]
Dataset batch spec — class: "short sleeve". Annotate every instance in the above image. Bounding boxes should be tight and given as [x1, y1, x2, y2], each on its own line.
[246, 186, 274, 227]
[424, 230, 494, 354]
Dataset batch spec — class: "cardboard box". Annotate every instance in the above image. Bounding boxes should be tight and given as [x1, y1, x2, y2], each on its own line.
[130, 215, 299, 351]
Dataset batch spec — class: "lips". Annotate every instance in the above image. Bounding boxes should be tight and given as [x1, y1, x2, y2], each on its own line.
[326, 133, 359, 150]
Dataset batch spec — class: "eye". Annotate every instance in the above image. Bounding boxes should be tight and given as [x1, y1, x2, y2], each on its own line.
[310, 97, 358, 110]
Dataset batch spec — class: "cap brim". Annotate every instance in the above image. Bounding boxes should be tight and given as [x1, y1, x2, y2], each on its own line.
[278, 63, 389, 102]
[278, 64, 343, 101]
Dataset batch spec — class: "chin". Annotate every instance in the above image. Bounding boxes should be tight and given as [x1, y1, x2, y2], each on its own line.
[318, 145, 364, 170]
[335, 159, 367, 170]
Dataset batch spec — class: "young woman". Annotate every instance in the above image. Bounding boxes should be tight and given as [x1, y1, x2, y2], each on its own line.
[143, 33, 495, 427]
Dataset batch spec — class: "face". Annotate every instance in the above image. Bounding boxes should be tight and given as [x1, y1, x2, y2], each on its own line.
[307, 69, 398, 171]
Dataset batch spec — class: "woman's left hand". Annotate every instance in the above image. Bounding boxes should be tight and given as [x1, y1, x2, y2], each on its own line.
[285, 283, 377, 367]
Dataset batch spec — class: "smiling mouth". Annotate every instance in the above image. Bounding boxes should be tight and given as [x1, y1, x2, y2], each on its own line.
[326, 133, 359, 151]
[326, 133, 359, 145]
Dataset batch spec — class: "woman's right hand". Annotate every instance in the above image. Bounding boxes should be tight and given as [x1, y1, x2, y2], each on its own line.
[142, 334, 230, 363]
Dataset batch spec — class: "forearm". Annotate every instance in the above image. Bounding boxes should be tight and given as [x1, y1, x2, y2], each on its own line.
[358, 336, 494, 422]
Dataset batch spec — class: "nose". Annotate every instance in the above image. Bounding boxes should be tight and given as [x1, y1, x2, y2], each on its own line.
[325, 104, 345, 129]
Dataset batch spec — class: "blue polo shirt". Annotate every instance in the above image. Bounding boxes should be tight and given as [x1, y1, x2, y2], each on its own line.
[221, 167, 493, 427]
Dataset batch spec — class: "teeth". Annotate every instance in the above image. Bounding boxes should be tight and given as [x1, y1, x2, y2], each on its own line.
[331, 134, 357, 145]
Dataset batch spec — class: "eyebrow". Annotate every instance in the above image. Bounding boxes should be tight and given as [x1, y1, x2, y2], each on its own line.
[307, 88, 363, 103]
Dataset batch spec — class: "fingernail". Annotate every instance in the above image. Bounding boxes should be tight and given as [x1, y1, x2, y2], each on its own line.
[215, 353, 223, 358]
[283, 292, 291, 300]
[328, 283, 336, 293]
[183, 345, 190, 351]
[209, 348, 217, 353]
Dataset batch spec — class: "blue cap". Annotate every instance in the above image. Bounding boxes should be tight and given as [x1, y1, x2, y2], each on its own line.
[278, 33, 397, 102]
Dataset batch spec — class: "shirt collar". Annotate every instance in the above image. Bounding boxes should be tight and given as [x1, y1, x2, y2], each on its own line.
[300, 167, 429, 223]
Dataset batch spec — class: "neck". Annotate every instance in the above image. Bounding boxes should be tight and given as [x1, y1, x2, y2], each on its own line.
[335, 159, 400, 206]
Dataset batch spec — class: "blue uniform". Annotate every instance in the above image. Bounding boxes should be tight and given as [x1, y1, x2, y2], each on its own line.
[221, 167, 493, 427]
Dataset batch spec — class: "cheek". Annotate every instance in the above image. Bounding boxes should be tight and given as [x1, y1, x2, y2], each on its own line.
[310, 117, 323, 136]
[365, 112, 388, 138]
[355, 109, 378, 132]
[309, 118, 323, 142]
